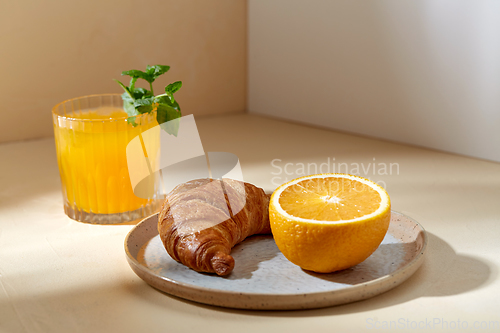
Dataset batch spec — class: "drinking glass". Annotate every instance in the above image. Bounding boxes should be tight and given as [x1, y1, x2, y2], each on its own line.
[52, 94, 161, 224]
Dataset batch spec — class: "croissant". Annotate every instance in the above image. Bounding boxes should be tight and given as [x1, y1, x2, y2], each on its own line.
[158, 178, 271, 276]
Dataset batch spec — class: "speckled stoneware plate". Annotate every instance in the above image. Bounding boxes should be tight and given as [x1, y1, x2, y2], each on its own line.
[125, 211, 427, 310]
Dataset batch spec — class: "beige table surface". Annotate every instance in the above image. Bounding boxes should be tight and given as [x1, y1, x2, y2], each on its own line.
[0, 113, 499, 333]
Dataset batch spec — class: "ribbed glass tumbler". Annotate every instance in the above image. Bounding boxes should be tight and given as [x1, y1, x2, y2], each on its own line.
[52, 94, 162, 224]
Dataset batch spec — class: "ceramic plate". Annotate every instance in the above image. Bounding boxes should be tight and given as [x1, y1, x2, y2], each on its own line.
[125, 211, 427, 310]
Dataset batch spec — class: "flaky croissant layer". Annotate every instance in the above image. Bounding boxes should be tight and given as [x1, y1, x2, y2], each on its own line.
[158, 178, 271, 276]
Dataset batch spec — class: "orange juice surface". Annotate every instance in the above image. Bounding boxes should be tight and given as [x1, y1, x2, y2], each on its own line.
[54, 107, 159, 215]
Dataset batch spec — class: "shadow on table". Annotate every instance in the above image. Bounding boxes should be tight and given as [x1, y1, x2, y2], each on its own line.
[139, 232, 495, 316]
[1, 231, 490, 333]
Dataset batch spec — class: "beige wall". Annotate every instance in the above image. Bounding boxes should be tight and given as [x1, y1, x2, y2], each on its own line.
[249, 0, 500, 163]
[0, 0, 247, 143]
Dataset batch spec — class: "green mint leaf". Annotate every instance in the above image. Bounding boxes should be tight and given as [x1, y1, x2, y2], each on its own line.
[121, 91, 134, 104]
[123, 100, 139, 116]
[171, 100, 181, 111]
[154, 95, 172, 105]
[146, 65, 171, 81]
[123, 100, 139, 126]
[114, 79, 134, 100]
[131, 88, 153, 100]
[133, 97, 155, 114]
[129, 77, 138, 90]
[137, 105, 153, 114]
[145, 65, 155, 76]
[116, 65, 182, 133]
[121, 69, 152, 82]
[156, 102, 181, 136]
[127, 116, 138, 126]
[133, 97, 154, 107]
[154, 95, 181, 111]
[165, 81, 182, 94]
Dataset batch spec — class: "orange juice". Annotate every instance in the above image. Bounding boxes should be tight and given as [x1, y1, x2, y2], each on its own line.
[52, 94, 160, 223]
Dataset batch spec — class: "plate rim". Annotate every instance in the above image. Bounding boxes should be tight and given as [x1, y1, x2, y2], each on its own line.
[125, 211, 427, 301]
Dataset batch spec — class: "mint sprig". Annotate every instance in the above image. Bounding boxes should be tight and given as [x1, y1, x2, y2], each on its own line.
[115, 65, 181, 135]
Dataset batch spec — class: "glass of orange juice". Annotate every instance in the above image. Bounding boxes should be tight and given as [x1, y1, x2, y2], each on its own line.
[52, 94, 162, 224]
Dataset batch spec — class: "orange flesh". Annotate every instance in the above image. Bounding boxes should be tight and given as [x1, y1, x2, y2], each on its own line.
[278, 177, 381, 221]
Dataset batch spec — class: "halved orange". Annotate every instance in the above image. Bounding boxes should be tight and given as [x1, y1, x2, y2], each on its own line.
[269, 173, 391, 273]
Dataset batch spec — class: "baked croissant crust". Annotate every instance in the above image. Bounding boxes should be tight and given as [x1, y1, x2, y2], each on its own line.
[158, 178, 271, 276]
